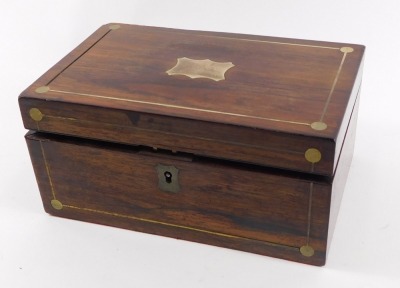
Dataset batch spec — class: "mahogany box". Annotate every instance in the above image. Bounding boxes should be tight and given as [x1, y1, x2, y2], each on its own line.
[19, 24, 365, 266]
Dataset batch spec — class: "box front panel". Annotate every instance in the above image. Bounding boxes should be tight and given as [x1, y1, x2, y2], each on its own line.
[26, 133, 331, 265]
[19, 98, 335, 176]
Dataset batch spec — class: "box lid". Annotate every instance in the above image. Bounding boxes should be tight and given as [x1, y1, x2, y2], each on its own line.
[19, 23, 364, 176]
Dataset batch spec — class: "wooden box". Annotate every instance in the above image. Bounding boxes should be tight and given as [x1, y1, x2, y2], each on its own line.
[19, 24, 365, 266]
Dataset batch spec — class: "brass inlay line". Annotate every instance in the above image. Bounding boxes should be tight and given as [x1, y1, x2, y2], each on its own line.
[62, 204, 299, 251]
[306, 182, 314, 245]
[39, 141, 57, 200]
[49, 89, 311, 126]
[319, 52, 348, 121]
[45, 115, 78, 121]
[196, 34, 341, 50]
[64, 205, 237, 238]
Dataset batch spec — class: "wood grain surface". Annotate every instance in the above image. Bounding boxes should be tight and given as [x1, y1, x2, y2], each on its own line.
[23, 93, 359, 266]
[20, 24, 362, 265]
[19, 24, 364, 176]
[26, 131, 333, 265]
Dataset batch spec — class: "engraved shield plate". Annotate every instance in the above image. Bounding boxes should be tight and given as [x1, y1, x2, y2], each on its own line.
[166, 57, 235, 81]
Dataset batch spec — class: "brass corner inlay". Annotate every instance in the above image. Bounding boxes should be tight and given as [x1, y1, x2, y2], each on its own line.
[29, 108, 43, 122]
[305, 148, 322, 163]
[311, 121, 327, 131]
[340, 47, 354, 53]
[35, 86, 50, 94]
[51, 199, 63, 210]
[109, 24, 120, 30]
[166, 57, 234, 81]
[300, 245, 315, 257]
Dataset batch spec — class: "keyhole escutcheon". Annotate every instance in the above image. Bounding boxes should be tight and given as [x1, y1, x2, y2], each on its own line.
[156, 164, 180, 193]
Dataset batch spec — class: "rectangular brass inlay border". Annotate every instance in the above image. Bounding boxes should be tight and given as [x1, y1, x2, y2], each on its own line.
[37, 139, 305, 252]
[44, 26, 353, 128]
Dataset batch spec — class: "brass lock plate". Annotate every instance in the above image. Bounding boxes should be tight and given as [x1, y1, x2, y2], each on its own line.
[156, 164, 180, 193]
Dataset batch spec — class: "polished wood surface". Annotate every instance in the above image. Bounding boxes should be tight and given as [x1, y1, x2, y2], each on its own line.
[26, 131, 333, 266]
[328, 90, 360, 251]
[20, 24, 362, 265]
[24, 93, 359, 265]
[19, 24, 364, 175]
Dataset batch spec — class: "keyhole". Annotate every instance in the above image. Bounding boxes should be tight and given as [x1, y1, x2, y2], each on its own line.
[164, 171, 172, 183]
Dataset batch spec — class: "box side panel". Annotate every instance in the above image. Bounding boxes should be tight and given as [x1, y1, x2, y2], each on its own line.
[20, 98, 335, 176]
[25, 132, 331, 265]
[328, 92, 360, 251]
[333, 54, 364, 170]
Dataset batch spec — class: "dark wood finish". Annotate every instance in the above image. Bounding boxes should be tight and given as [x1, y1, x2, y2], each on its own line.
[26, 131, 331, 266]
[19, 24, 365, 176]
[20, 24, 363, 265]
[23, 99, 359, 266]
[19, 98, 335, 175]
[21, 95, 358, 265]
[327, 89, 360, 251]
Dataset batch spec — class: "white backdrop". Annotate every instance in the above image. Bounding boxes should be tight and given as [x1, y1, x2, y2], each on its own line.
[1, 1, 399, 287]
